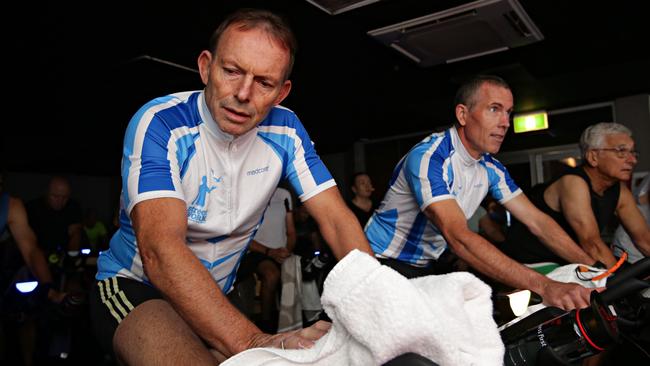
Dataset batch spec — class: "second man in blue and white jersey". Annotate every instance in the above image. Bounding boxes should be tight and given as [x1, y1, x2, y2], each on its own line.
[366, 75, 597, 311]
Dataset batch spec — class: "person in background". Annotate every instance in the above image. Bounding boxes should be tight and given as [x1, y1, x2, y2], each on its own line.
[613, 173, 650, 263]
[82, 208, 108, 252]
[107, 204, 121, 238]
[479, 197, 507, 244]
[90, 8, 373, 365]
[466, 198, 506, 252]
[346, 172, 377, 227]
[26, 176, 83, 254]
[365, 75, 597, 311]
[0, 171, 66, 366]
[237, 186, 296, 332]
[466, 202, 487, 235]
[293, 203, 324, 258]
[501, 122, 649, 268]
[0, 173, 66, 302]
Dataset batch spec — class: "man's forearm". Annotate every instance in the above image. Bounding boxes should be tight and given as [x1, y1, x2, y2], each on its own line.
[581, 240, 617, 267]
[142, 242, 261, 356]
[632, 232, 650, 257]
[249, 240, 269, 255]
[449, 231, 551, 294]
[532, 217, 595, 265]
[286, 233, 296, 253]
[447, 229, 593, 310]
[317, 209, 373, 260]
[637, 239, 650, 257]
[304, 187, 373, 260]
[25, 246, 54, 285]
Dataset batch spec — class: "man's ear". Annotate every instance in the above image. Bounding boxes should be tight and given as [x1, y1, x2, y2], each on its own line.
[273, 80, 292, 106]
[455, 104, 468, 126]
[585, 150, 599, 167]
[198, 50, 213, 85]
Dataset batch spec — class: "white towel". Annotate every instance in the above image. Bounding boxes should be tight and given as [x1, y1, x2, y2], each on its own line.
[223, 249, 503, 366]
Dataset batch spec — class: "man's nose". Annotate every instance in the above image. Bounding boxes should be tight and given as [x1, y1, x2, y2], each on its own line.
[235, 75, 254, 102]
[500, 113, 511, 128]
[626, 152, 638, 164]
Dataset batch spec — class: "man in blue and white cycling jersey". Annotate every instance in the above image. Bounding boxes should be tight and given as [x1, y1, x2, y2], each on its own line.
[366, 75, 597, 312]
[89, 9, 373, 365]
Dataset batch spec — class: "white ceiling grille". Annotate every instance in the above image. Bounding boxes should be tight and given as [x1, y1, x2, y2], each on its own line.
[368, 0, 544, 67]
[306, 0, 381, 15]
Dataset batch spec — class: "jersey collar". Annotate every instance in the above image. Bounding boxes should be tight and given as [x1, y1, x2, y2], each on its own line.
[451, 126, 483, 166]
[198, 91, 236, 143]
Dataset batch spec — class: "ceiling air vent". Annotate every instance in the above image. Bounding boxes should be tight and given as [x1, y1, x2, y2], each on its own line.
[306, 0, 381, 15]
[367, 0, 543, 67]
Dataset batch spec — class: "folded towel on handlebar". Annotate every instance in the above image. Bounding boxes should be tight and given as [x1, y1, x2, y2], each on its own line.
[500, 263, 608, 330]
[223, 249, 503, 366]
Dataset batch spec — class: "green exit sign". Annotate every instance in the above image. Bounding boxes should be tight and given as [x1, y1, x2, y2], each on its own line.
[513, 111, 548, 133]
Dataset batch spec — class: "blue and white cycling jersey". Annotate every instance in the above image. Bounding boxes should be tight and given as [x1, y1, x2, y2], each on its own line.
[97, 91, 335, 293]
[365, 126, 521, 266]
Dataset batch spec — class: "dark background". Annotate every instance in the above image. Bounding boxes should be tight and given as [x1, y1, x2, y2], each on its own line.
[0, 3, 648, 364]
[3, 0, 649, 176]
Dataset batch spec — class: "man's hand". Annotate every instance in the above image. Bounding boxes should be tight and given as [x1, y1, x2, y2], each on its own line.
[268, 247, 291, 264]
[539, 280, 593, 310]
[249, 320, 331, 350]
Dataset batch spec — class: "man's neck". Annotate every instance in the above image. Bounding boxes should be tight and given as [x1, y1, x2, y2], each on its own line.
[582, 165, 618, 195]
[455, 126, 482, 160]
[352, 196, 373, 211]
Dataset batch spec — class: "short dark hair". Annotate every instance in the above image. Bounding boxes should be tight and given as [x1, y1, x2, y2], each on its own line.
[350, 172, 369, 185]
[454, 75, 511, 110]
[208, 8, 297, 80]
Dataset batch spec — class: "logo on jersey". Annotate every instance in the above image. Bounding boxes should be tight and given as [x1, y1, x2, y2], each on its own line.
[246, 166, 269, 176]
[188, 173, 222, 223]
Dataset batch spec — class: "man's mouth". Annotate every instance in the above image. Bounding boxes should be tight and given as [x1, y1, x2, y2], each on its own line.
[223, 106, 251, 122]
[491, 134, 505, 142]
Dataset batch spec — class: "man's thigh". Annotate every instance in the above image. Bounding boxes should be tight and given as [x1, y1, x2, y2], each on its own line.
[112, 299, 219, 365]
[89, 276, 163, 355]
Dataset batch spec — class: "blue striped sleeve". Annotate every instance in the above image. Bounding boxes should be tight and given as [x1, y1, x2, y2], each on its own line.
[261, 108, 333, 199]
[122, 95, 192, 211]
[138, 117, 175, 193]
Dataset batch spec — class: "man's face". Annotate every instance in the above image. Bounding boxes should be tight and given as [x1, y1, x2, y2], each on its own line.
[199, 25, 292, 137]
[591, 133, 637, 181]
[352, 174, 374, 198]
[456, 83, 513, 158]
[47, 181, 70, 211]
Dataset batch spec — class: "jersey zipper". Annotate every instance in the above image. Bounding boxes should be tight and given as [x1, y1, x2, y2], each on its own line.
[226, 140, 234, 233]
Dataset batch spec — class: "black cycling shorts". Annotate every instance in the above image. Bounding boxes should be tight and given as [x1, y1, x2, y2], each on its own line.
[89, 276, 163, 354]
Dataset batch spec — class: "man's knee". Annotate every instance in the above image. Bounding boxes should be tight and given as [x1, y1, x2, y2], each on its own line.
[257, 261, 280, 285]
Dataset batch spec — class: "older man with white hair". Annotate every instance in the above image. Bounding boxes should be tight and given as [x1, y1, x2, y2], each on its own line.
[503, 122, 650, 268]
